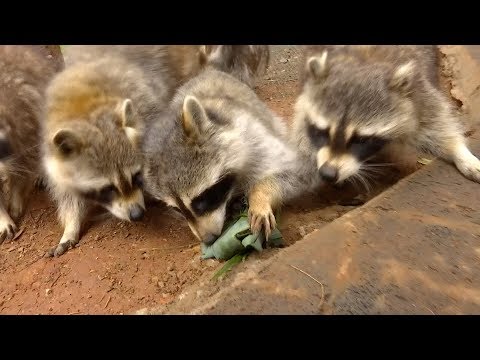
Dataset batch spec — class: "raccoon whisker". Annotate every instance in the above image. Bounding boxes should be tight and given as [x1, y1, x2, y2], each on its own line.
[359, 165, 381, 179]
[355, 169, 373, 194]
[346, 172, 364, 192]
[360, 167, 384, 176]
[347, 175, 361, 190]
[363, 162, 395, 168]
[360, 171, 378, 184]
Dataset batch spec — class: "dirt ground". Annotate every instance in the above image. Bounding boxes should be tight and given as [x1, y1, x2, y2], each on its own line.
[0, 46, 408, 315]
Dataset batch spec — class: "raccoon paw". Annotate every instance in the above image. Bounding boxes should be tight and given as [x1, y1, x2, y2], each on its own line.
[248, 204, 277, 239]
[0, 216, 17, 244]
[46, 239, 78, 258]
[455, 154, 480, 183]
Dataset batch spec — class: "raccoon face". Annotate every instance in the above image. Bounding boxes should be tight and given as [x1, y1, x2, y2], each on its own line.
[148, 95, 240, 243]
[80, 166, 145, 221]
[305, 115, 388, 183]
[46, 99, 146, 221]
[298, 51, 418, 183]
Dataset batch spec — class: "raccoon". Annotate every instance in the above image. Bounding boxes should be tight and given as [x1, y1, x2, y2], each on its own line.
[199, 45, 270, 88]
[0, 45, 56, 243]
[42, 45, 200, 257]
[143, 67, 301, 244]
[293, 45, 480, 187]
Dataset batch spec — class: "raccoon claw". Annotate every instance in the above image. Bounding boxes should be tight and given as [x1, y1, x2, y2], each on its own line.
[0, 218, 18, 244]
[46, 240, 77, 258]
[248, 205, 277, 239]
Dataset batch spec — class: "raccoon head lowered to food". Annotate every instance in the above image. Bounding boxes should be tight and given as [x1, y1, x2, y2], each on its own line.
[293, 49, 419, 186]
[144, 95, 253, 244]
[45, 98, 146, 222]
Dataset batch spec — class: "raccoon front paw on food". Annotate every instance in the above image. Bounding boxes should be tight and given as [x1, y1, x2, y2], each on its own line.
[248, 203, 277, 238]
[46, 239, 79, 258]
[0, 214, 17, 244]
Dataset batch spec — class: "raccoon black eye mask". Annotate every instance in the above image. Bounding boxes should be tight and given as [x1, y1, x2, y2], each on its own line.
[347, 134, 387, 161]
[80, 171, 144, 205]
[307, 118, 388, 161]
[191, 174, 236, 216]
[307, 123, 329, 148]
[170, 174, 236, 223]
[82, 185, 117, 204]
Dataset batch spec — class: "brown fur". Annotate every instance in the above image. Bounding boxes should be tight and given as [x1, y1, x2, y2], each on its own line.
[0, 45, 57, 243]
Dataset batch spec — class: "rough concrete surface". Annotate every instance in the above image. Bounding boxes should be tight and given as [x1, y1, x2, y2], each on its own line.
[440, 45, 480, 131]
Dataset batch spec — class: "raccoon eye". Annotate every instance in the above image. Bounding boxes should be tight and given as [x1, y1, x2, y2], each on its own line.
[307, 123, 329, 148]
[349, 134, 387, 160]
[191, 174, 236, 216]
[350, 135, 370, 145]
[132, 171, 144, 188]
[98, 185, 117, 203]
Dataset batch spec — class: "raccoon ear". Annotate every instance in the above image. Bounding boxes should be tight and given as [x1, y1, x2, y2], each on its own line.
[390, 61, 416, 93]
[118, 99, 136, 128]
[307, 51, 328, 79]
[199, 45, 210, 65]
[52, 129, 82, 157]
[182, 95, 208, 142]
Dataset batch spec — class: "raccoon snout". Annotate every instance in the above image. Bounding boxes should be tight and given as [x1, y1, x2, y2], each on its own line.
[319, 164, 338, 183]
[202, 233, 218, 245]
[129, 205, 144, 221]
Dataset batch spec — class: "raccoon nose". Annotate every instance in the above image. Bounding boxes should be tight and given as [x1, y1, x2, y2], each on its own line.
[129, 205, 144, 221]
[202, 234, 218, 245]
[319, 164, 338, 183]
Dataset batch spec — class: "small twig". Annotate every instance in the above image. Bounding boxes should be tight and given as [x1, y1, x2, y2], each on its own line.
[12, 228, 25, 241]
[104, 296, 111, 309]
[34, 212, 46, 224]
[423, 305, 436, 315]
[51, 273, 62, 288]
[68, 311, 80, 315]
[99, 293, 106, 303]
[290, 264, 325, 309]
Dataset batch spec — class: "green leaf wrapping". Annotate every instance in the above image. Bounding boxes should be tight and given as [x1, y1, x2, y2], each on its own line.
[201, 215, 284, 261]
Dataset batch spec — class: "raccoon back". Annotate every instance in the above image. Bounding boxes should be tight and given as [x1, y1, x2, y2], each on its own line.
[0, 45, 55, 159]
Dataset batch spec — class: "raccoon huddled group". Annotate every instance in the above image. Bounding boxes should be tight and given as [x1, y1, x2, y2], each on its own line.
[1, 45, 479, 258]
